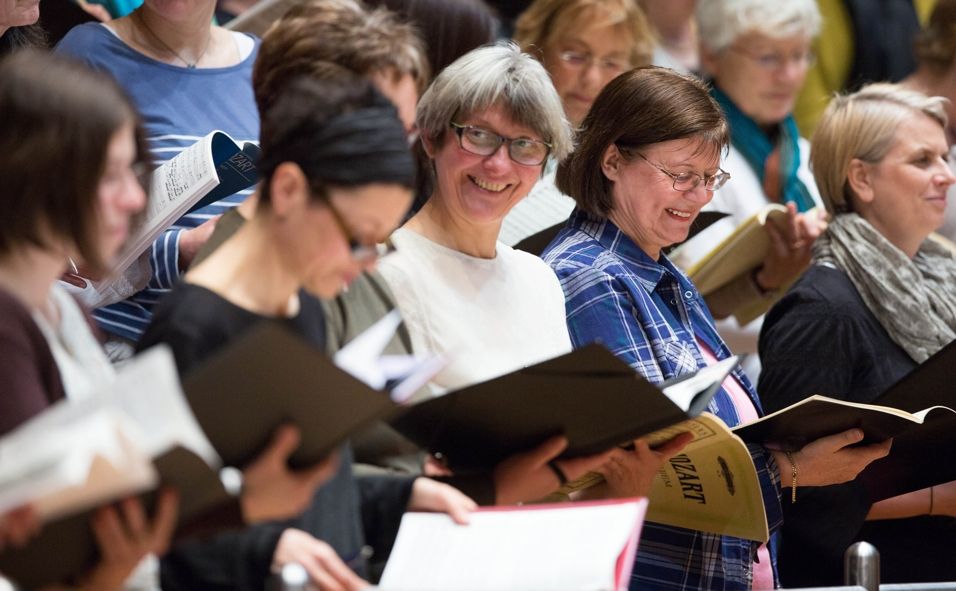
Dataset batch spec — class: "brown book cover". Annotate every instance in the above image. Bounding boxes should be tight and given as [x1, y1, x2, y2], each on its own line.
[181, 322, 399, 470]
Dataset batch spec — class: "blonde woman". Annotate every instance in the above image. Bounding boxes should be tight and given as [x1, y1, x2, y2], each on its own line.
[501, 0, 655, 246]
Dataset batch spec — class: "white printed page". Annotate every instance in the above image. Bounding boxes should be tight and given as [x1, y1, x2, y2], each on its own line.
[108, 346, 219, 466]
[112, 132, 220, 273]
[380, 499, 647, 591]
[333, 310, 445, 402]
[662, 356, 738, 411]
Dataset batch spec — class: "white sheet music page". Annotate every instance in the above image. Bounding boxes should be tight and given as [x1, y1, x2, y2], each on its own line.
[379, 498, 647, 591]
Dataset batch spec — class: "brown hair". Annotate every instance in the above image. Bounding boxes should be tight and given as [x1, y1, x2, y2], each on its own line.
[514, 0, 655, 68]
[914, 0, 956, 74]
[253, 0, 429, 116]
[366, 0, 498, 77]
[556, 66, 728, 218]
[0, 50, 148, 272]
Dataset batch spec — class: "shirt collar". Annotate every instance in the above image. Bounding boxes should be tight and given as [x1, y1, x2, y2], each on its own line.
[567, 208, 702, 299]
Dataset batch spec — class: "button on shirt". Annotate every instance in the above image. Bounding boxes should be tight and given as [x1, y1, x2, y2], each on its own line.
[543, 209, 783, 591]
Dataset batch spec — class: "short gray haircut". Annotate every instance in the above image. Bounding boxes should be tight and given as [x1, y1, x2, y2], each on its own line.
[416, 42, 573, 161]
[696, 0, 821, 54]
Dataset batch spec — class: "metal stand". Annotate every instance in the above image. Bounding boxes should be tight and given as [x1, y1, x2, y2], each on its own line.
[845, 542, 880, 591]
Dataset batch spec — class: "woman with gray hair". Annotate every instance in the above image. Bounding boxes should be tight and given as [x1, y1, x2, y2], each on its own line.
[671, 0, 827, 377]
[759, 84, 956, 587]
[378, 43, 687, 503]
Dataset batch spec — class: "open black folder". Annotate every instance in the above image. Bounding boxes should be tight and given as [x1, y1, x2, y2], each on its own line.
[734, 338, 956, 503]
[0, 323, 404, 589]
[391, 345, 737, 472]
[180, 321, 400, 470]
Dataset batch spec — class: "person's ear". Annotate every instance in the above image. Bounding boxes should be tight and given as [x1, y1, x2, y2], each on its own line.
[601, 144, 625, 182]
[846, 158, 875, 205]
[269, 162, 310, 219]
[420, 133, 437, 159]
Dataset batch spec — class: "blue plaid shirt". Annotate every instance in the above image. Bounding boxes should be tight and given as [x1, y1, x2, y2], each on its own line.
[543, 209, 784, 591]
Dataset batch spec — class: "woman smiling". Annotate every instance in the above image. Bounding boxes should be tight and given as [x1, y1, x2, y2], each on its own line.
[543, 66, 890, 591]
[759, 83, 956, 587]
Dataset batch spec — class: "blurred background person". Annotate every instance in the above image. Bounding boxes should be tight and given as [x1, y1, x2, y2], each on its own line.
[793, 0, 936, 136]
[57, 0, 260, 360]
[671, 0, 826, 381]
[639, 0, 697, 73]
[365, 0, 497, 78]
[903, 0, 956, 245]
[502, 0, 655, 246]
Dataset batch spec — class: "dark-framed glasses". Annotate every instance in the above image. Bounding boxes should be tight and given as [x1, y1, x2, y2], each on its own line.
[325, 198, 396, 263]
[450, 122, 551, 167]
[635, 152, 730, 192]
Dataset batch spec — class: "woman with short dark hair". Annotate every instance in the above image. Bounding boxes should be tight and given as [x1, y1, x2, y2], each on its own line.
[544, 66, 891, 591]
[139, 72, 476, 591]
[0, 49, 339, 590]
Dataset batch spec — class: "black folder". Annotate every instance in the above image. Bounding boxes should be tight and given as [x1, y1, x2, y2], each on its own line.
[180, 322, 399, 470]
[734, 339, 956, 502]
[0, 447, 231, 588]
[391, 344, 732, 472]
[0, 323, 398, 588]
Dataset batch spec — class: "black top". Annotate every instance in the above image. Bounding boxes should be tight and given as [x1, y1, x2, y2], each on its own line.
[758, 264, 956, 586]
[139, 283, 414, 590]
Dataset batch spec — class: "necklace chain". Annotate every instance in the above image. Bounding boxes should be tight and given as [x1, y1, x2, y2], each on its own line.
[134, 9, 211, 69]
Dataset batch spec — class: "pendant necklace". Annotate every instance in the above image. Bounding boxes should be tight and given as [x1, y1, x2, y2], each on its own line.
[134, 9, 211, 69]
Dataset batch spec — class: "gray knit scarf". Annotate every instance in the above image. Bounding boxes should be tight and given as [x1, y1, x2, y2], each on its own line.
[812, 213, 956, 363]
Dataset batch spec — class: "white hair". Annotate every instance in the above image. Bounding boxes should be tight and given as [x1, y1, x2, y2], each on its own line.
[416, 42, 574, 161]
[695, 0, 821, 53]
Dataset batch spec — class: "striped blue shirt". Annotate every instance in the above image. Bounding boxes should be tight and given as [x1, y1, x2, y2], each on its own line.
[57, 24, 260, 343]
[543, 209, 784, 591]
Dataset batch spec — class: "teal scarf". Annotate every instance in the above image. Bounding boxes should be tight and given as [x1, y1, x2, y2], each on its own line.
[711, 86, 815, 213]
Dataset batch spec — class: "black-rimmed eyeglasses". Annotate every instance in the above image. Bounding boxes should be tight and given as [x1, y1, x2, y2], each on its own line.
[450, 122, 551, 167]
[634, 151, 730, 192]
[324, 199, 396, 262]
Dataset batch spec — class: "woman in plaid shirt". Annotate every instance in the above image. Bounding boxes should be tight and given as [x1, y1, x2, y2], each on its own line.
[542, 67, 891, 590]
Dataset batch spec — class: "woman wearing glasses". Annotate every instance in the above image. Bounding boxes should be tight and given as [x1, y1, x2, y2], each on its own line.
[500, 0, 654, 246]
[377, 43, 687, 501]
[139, 74, 476, 591]
[542, 66, 891, 591]
[670, 0, 826, 377]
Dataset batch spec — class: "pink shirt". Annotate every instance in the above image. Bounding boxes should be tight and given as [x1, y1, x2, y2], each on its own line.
[698, 340, 774, 591]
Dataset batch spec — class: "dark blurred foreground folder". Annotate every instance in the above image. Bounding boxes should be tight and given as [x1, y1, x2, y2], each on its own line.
[0, 348, 233, 589]
[379, 497, 648, 591]
[390, 345, 737, 472]
[0, 313, 428, 589]
[733, 338, 956, 503]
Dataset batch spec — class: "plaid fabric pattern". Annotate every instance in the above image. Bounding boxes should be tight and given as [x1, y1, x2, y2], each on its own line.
[543, 209, 783, 591]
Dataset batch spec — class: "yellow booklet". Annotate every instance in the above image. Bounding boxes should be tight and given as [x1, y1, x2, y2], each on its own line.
[561, 413, 769, 542]
[685, 204, 791, 298]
